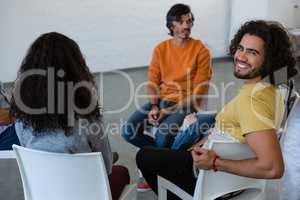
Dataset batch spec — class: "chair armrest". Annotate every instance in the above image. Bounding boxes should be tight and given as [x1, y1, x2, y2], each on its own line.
[157, 176, 193, 200]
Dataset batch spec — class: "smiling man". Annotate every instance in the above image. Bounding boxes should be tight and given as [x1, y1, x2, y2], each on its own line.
[136, 20, 298, 199]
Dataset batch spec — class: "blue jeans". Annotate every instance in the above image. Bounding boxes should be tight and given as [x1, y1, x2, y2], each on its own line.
[122, 101, 193, 148]
[171, 113, 216, 150]
[0, 124, 20, 150]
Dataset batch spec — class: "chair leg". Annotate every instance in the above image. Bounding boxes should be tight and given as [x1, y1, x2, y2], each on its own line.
[158, 185, 167, 200]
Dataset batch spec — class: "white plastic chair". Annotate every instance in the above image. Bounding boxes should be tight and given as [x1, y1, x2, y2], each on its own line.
[12, 145, 136, 200]
[158, 140, 266, 200]
[277, 82, 300, 142]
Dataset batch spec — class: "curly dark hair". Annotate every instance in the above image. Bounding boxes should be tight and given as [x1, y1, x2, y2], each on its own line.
[166, 3, 194, 36]
[229, 20, 298, 84]
[10, 32, 101, 135]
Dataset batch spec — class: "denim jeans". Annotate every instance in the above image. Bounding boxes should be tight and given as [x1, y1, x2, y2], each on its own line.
[171, 112, 217, 150]
[122, 101, 193, 148]
[0, 124, 20, 150]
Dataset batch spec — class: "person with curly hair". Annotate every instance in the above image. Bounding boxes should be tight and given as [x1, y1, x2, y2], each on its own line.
[136, 20, 298, 200]
[10, 32, 129, 200]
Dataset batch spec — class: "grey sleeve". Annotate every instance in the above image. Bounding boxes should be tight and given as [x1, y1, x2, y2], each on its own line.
[86, 120, 113, 175]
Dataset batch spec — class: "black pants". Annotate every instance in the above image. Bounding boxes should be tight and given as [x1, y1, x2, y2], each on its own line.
[136, 145, 196, 200]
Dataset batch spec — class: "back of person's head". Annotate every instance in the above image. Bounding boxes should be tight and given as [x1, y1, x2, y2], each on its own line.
[229, 20, 298, 84]
[10, 32, 101, 135]
[166, 3, 194, 36]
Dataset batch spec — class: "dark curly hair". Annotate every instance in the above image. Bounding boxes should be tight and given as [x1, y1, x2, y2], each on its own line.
[229, 20, 297, 84]
[166, 3, 194, 36]
[10, 32, 101, 135]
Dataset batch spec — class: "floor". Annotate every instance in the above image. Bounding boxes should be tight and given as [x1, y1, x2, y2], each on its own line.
[1, 58, 299, 200]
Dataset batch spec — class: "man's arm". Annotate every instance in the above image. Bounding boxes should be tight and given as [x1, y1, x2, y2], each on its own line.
[147, 47, 162, 124]
[215, 130, 284, 178]
[147, 82, 160, 105]
[192, 129, 284, 179]
[148, 46, 161, 105]
[191, 44, 212, 111]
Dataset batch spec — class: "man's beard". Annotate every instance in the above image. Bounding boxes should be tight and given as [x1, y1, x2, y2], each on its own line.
[234, 67, 262, 79]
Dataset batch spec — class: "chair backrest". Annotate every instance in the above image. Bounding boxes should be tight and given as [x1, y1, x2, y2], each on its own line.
[12, 145, 112, 200]
[279, 94, 300, 200]
[279, 94, 300, 142]
[193, 140, 266, 200]
[277, 80, 300, 141]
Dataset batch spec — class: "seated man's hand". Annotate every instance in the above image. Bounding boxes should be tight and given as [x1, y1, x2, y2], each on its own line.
[191, 147, 217, 170]
[0, 108, 12, 125]
[148, 106, 160, 125]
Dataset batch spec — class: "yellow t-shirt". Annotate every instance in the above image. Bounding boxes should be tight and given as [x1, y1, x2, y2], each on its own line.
[215, 82, 284, 143]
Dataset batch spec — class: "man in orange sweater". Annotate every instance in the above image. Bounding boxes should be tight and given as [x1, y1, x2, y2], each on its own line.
[122, 4, 212, 149]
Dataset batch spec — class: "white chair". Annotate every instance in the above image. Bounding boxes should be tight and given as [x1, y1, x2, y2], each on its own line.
[279, 96, 300, 200]
[278, 81, 300, 142]
[12, 145, 136, 200]
[158, 140, 266, 200]
[158, 82, 300, 200]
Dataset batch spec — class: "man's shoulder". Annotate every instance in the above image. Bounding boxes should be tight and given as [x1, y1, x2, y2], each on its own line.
[190, 38, 207, 49]
[154, 39, 172, 49]
[154, 38, 207, 50]
[238, 83, 277, 104]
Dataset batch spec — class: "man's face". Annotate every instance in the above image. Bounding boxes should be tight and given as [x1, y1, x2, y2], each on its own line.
[171, 13, 193, 40]
[234, 34, 265, 80]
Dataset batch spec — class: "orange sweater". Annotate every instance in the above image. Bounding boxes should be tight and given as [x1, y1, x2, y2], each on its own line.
[0, 108, 12, 124]
[148, 38, 212, 103]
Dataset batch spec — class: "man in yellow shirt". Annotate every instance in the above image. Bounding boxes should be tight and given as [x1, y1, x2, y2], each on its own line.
[136, 20, 298, 199]
[122, 3, 212, 149]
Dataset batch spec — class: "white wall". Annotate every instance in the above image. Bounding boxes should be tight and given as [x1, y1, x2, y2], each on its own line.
[229, 0, 300, 41]
[268, 0, 300, 28]
[229, 0, 269, 42]
[0, 0, 230, 82]
[1, 0, 298, 82]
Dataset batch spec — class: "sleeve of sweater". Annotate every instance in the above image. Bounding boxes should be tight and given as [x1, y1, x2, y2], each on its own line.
[148, 46, 161, 88]
[192, 45, 212, 96]
[86, 120, 113, 175]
